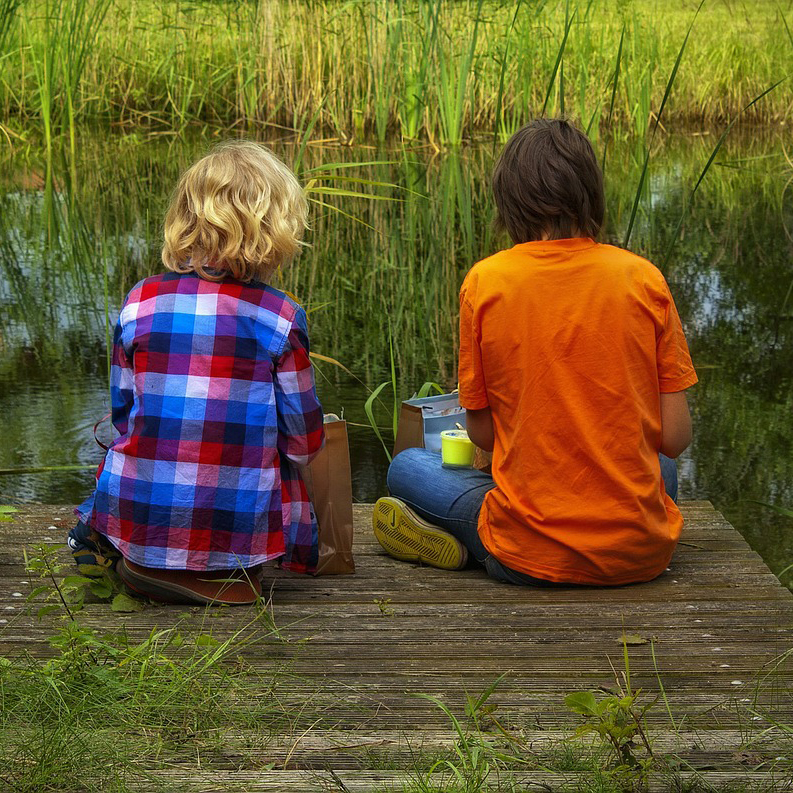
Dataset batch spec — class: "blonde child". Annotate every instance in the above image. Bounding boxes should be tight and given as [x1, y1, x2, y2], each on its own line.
[69, 141, 324, 604]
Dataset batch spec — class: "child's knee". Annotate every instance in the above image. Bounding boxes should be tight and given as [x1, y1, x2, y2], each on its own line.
[387, 447, 439, 491]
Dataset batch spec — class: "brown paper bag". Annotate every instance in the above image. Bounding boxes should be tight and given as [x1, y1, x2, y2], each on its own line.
[302, 418, 355, 575]
[392, 400, 426, 456]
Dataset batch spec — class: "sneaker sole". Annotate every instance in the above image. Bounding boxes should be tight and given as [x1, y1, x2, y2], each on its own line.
[373, 497, 467, 571]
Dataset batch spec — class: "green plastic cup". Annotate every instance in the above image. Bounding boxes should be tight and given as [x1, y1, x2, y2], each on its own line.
[440, 429, 476, 468]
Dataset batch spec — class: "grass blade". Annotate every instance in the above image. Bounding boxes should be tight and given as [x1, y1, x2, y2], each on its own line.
[622, 148, 651, 249]
[622, 0, 705, 248]
[417, 381, 444, 398]
[364, 381, 393, 461]
[309, 352, 356, 378]
[779, 4, 793, 47]
[662, 80, 784, 266]
[540, 8, 576, 117]
[744, 498, 793, 520]
[389, 333, 398, 437]
[601, 23, 625, 174]
[492, 0, 524, 146]
[623, 0, 703, 248]
[650, 0, 704, 141]
[293, 96, 327, 175]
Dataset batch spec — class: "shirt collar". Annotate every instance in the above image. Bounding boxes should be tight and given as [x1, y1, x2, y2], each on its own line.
[512, 237, 598, 254]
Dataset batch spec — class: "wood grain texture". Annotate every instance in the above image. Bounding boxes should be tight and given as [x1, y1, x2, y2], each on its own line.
[1, 502, 792, 790]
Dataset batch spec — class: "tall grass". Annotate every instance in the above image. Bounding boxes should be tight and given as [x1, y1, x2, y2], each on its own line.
[21, 0, 111, 155]
[3, 0, 791, 144]
[436, 0, 483, 146]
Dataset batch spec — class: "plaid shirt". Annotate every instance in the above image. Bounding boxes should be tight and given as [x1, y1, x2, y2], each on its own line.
[76, 272, 324, 573]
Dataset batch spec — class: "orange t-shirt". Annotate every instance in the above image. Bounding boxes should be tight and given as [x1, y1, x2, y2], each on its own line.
[458, 238, 698, 586]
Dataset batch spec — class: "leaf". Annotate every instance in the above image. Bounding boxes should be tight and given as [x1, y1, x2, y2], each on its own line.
[111, 593, 143, 613]
[306, 197, 378, 230]
[565, 691, 598, 716]
[416, 381, 445, 398]
[37, 604, 63, 619]
[662, 80, 784, 266]
[309, 351, 356, 378]
[195, 634, 220, 647]
[77, 563, 110, 576]
[304, 160, 396, 174]
[0, 506, 18, 513]
[62, 575, 95, 589]
[620, 634, 648, 646]
[601, 23, 625, 174]
[308, 186, 399, 202]
[541, 7, 577, 117]
[89, 580, 113, 599]
[364, 380, 394, 461]
[27, 585, 51, 600]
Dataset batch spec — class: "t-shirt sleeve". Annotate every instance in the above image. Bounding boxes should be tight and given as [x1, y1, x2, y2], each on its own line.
[458, 284, 489, 410]
[657, 282, 698, 393]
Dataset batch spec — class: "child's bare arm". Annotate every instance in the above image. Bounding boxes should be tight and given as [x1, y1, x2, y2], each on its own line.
[466, 406, 495, 452]
[659, 390, 692, 459]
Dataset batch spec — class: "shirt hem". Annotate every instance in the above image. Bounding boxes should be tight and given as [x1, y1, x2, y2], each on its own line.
[659, 370, 699, 393]
[480, 535, 674, 586]
[101, 530, 286, 572]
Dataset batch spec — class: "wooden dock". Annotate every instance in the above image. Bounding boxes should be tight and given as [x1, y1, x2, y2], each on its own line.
[1, 502, 792, 791]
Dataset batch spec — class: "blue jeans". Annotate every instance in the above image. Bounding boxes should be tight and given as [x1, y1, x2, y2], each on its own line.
[386, 448, 679, 586]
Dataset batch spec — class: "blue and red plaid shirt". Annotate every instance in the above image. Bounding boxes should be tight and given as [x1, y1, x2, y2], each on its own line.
[76, 272, 324, 573]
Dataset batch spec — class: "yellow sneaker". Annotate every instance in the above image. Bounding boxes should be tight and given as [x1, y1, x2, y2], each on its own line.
[372, 497, 468, 571]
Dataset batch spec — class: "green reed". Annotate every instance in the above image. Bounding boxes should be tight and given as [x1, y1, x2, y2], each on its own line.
[436, 0, 483, 146]
[623, 0, 703, 248]
[4, 0, 791, 145]
[20, 0, 111, 156]
[0, 0, 19, 51]
[2, 128, 790, 388]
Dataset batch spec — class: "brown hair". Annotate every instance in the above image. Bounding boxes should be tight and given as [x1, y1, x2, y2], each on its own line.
[492, 119, 604, 244]
[162, 140, 308, 282]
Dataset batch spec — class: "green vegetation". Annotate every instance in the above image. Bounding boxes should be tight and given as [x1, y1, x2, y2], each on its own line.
[0, 614, 309, 791]
[1, 0, 791, 144]
[1, 547, 316, 792]
[4, 565, 792, 792]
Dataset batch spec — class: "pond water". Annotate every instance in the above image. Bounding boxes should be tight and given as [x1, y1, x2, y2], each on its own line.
[1, 129, 791, 582]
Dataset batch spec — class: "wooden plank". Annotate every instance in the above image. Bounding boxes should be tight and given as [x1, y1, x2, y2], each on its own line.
[1, 502, 792, 787]
[138, 769, 793, 792]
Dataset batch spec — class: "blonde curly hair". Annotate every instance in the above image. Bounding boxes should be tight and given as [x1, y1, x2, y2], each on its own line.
[162, 140, 308, 282]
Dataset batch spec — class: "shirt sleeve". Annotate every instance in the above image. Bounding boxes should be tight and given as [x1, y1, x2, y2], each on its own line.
[657, 282, 698, 393]
[110, 315, 135, 438]
[273, 307, 325, 466]
[458, 283, 489, 410]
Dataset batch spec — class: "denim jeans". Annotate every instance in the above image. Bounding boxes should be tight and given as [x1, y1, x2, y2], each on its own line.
[386, 447, 679, 586]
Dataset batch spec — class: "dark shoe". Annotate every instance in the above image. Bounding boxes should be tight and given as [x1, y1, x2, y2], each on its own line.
[117, 559, 262, 605]
[67, 522, 121, 573]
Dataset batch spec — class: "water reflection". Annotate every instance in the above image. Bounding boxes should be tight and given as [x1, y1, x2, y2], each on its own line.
[1, 131, 791, 580]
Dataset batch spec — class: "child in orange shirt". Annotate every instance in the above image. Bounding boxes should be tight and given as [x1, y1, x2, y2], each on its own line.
[374, 119, 697, 586]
